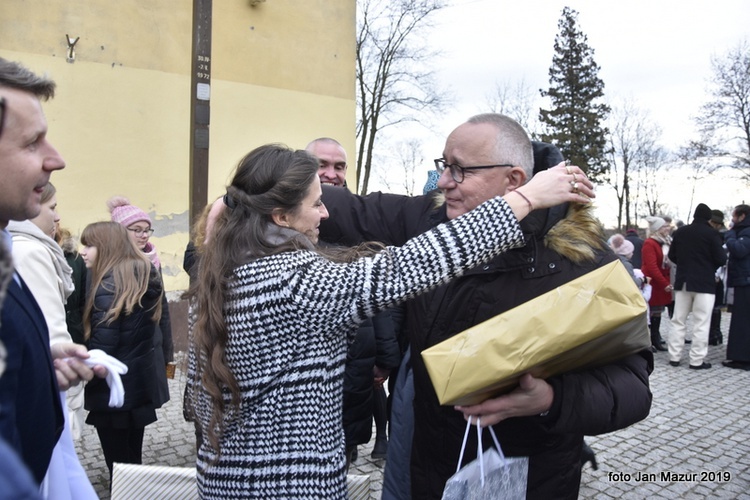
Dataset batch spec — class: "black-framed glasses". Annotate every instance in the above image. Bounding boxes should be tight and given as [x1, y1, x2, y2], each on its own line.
[0, 97, 5, 139]
[128, 228, 154, 236]
[434, 158, 514, 183]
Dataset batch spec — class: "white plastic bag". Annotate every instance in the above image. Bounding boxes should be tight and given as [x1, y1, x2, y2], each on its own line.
[441, 417, 528, 500]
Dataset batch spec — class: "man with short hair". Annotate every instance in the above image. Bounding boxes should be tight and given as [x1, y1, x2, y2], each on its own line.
[0, 57, 104, 487]
[667, 203, 727, 370]
[306, 137, 349, 187]
[319, 113, 653, 499]
[305, 138, 401, 464]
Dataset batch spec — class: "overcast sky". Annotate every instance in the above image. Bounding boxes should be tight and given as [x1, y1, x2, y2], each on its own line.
[429, 0, 749, 148]
[377, 0, 749, 225]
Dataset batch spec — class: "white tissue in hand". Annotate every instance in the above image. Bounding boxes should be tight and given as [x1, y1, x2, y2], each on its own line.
[83, 349, 128, 408]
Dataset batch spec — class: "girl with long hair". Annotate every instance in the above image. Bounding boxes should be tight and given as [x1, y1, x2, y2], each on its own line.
[107, 196, 173, 407]
[80, 221, 163, 478]
[186, 143, 592, 498]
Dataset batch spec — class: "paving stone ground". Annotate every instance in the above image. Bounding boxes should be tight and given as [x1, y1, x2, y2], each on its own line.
[76, 312, 750, 499]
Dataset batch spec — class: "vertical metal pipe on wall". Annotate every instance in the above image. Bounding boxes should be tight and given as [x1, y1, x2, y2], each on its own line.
[189, 0, 212, 231]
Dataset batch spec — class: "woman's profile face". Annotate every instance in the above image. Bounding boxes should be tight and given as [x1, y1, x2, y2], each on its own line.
[283, 176, 329, 244]
[31, 194, 59, 238]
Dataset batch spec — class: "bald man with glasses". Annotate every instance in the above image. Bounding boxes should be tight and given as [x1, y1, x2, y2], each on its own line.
[319, 113, 653, 500]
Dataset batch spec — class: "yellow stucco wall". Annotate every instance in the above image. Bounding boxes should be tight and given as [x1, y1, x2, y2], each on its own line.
[0, 0, 356, 292]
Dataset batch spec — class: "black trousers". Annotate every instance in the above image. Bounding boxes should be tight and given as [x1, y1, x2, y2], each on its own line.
[727, 286, 750, 363]
[96, 425, 146, 476]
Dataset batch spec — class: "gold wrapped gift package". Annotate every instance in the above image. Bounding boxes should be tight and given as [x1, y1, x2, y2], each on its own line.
[422, 260, 650, 406]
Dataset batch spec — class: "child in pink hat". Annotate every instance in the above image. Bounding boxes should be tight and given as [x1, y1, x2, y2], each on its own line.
[107, 196, 161, 270]
[106, 196, 172, 407]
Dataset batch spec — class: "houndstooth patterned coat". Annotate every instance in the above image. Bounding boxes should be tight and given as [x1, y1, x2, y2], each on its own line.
[193, 195, 524, 499]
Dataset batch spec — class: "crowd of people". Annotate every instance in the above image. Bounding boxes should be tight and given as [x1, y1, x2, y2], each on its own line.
[610, 203, 745, 372]
[1, 54, 748, 500]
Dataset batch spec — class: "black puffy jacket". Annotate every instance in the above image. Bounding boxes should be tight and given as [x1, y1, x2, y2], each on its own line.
[343, 309, 401, 448]
[320, 175, 653, 499]
[84, 266, 162, 412]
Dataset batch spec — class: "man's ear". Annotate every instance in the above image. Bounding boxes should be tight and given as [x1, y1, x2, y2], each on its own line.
[506, 167, 528, 189]
[271, 208, 289, 227]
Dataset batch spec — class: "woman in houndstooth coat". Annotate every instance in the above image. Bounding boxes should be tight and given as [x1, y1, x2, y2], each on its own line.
[186, 144, 592, 499]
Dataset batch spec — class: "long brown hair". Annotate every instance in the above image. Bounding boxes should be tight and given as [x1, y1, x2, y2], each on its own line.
[187, 144, 384, 454]
[81, 221, 161, 339]
[186, 144, 320, 453]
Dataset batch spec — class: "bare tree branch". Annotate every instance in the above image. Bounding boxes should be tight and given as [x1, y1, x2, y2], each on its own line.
[694, 40, 750, 181]
[676, 139, 721, 219]
[606, 98, 663, 230]
[356, 0, 448, 194]
[484, 78, 542, 138]
[639, 145, 672, 218]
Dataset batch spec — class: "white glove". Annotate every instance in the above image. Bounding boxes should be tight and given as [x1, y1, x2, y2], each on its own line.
[83, 349, 129, 408]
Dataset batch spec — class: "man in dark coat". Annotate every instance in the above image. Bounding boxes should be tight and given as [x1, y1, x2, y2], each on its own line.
[0, 237, 42, 500]
[667, 203, 727, 369]
[723, 204, 750, 369]
[319, 113, 653, 499]
[0, 57, 105, 486]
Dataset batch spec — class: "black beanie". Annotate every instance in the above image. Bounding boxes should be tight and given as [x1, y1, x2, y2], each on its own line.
[694, 203, 712, 221]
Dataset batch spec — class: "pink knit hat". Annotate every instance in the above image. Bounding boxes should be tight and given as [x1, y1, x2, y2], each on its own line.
[609, 233, 634, 258]
[106, 196, 152, 228]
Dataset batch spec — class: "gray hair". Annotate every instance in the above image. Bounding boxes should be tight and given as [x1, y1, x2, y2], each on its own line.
[466, 114, 533, 180]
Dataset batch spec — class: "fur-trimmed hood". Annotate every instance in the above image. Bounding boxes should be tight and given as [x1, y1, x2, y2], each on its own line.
[545, 202, 609, 264]
[429, 190, 608, 266]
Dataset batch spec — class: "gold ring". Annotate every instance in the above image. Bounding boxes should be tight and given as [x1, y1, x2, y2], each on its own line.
[565, 166, 573, 175]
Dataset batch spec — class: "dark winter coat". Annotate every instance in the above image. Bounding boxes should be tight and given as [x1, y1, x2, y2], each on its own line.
[668, 219, 727, 294]
[320, 187, 653, 500]
[0, 277, 64, 484]
[625, 230, 644, 269]
[62, 247, 87, 345]
[84, 266, 162, 416]
[725, 218, 750, 287]
[151, 269, 173, 408]
[641, 237, 672, 307]
[343, 310, 401, 449]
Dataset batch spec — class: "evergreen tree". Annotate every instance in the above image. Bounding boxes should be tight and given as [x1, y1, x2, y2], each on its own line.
[539, 7, 611, 181]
